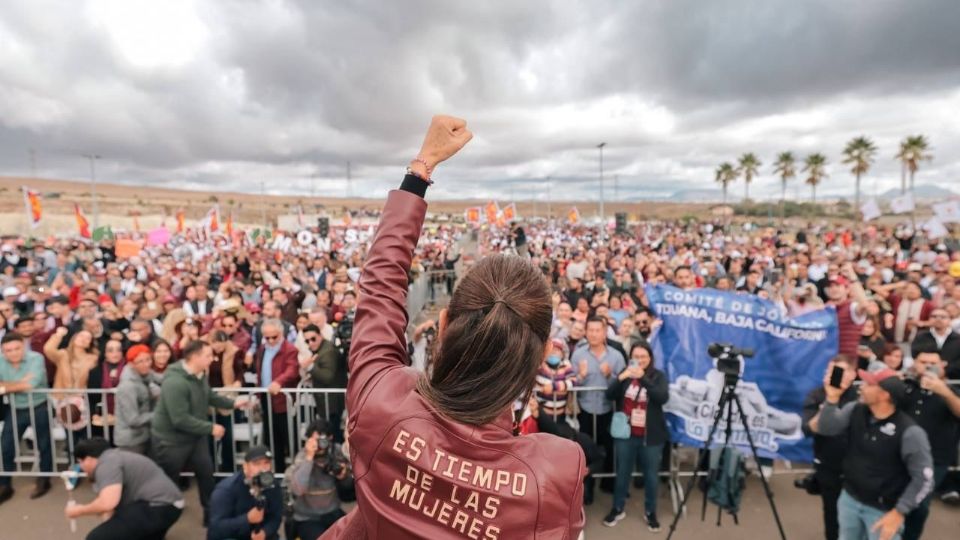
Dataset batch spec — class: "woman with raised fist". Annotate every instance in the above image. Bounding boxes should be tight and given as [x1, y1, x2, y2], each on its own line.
[321, 116, 585, 540]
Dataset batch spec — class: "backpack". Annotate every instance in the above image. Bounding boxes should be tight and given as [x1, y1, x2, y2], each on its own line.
[706, 446, 747, 517]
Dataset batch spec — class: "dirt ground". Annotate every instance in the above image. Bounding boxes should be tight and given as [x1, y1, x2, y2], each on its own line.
[2, 474, 956, 539]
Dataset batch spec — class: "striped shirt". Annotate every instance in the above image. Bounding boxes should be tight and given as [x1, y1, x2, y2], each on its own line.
[535, 362, 577, 413]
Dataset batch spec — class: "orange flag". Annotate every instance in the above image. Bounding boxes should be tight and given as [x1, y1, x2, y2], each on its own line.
[485, 201, 499, 223]
[343, 212, 352, 226]
[176, 210, 185, 233]
[74, 203, 91, 238]
[22, 186, 42, 229]
[464, 207, 481, 224]
[205, 205, 220, 233]
[502, 203, 517, 221]
[225, 212, 233, 236]
[567, 206, 580, 224]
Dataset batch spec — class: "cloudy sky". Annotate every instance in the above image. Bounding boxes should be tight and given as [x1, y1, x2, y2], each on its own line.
[1, 0, 959, 203]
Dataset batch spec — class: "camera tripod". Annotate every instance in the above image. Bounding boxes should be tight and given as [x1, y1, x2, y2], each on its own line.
[665, 372, 787, 540]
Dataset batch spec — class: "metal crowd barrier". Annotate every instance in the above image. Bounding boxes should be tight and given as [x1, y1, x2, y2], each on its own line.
[4, 382, 958, 517]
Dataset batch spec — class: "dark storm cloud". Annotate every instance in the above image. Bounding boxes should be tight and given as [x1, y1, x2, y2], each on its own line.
[0, 0, 958, 202]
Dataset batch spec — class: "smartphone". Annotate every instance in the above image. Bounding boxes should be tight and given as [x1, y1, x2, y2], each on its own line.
[829, 365, 845, 389]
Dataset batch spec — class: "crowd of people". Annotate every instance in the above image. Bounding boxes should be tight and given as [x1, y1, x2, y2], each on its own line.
[0, 224, 458, 538]
[1, 205, 960, 539]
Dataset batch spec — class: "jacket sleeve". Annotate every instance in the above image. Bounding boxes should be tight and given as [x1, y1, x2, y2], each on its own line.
[263, 487, 284, 537]
[801, 388, 823, 437]
[276, 347, 301, 388]
[310, 343, 339, 386]
[160, 379, 214, 437]
[208, 384, 236, 411]
[347, 189, 427, 417]
[567, 450, 587, 539]
[115, 385, 152, 428]
[641, 370, 669, 405]
[207, 482, 250, 539]
[604, 378, 623, 402]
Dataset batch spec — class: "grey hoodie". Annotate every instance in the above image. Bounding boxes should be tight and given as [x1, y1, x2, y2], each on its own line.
[114, 366, 160, 448]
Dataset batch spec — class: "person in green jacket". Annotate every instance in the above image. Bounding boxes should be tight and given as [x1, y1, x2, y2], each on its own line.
[151, 339, 246, 526]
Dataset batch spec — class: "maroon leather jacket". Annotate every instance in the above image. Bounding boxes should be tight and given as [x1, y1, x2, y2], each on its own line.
[321, 187, 586, 540]
[254, 340, 299, 413]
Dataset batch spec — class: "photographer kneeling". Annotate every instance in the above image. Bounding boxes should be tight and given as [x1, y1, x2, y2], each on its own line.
[208, 446, 282, 540]
[284, 419, 351, 539]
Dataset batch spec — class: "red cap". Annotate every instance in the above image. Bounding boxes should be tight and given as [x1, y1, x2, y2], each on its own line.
[244, 302, 262, 314]
[162, 295, 177, 304]
[126, 344, 151, 363]
[828, 275, 849, 286]
[857, 367, 898, 385]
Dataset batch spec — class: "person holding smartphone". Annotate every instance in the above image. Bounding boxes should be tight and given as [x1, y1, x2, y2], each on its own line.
[817, 361, 933, 540]
[802, 355, 859, 540]
[602, 342, 669, 532]
[899, 351, 960, 540]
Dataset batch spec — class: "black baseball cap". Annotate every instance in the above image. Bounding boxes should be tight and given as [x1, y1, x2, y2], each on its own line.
[244, 446, 273, 463]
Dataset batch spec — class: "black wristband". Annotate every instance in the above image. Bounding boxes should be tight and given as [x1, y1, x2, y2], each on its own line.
[400, 174, 429, 198]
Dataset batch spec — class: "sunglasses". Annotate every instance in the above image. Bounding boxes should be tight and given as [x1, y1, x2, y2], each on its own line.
[306, 336, 320, 343]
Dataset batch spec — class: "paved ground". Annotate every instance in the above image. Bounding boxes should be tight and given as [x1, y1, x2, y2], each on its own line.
[3, 474, 957, 539]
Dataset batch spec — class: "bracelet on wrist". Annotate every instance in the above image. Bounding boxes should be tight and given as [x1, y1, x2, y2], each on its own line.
[405, 166, 433, 185]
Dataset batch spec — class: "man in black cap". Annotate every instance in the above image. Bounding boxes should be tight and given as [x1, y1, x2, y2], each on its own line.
[818, 363, 934, 540]
[208, 446, 283, 540]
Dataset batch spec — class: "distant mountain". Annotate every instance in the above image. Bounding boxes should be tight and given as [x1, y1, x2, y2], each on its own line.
[878, 184, 958, 200]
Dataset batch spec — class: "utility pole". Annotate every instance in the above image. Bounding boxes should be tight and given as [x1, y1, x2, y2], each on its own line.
[260, 179, 266, 228]
[346, 161, 351, 198]
[597, 143, 606, 228]
[81, 154, 101, 229]
[546, 176, 552, 220]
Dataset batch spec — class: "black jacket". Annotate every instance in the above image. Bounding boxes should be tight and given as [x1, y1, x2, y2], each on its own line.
[910, 329, 960, 379]
[604, 367, 670, 445]
[208, 471, 283, 540]
[802, 385, 859, 475]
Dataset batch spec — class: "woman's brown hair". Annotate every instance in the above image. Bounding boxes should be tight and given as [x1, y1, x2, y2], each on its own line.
[417, 254, 552, 425]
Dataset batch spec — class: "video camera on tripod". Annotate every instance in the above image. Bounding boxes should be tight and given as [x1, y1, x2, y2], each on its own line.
[707, 342, 754, 386]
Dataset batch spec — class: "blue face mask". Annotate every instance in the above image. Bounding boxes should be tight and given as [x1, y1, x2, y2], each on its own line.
[546, 355, 562, 368]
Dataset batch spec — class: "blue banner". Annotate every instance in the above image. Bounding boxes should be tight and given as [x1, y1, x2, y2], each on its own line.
[646, 284, 838, 462]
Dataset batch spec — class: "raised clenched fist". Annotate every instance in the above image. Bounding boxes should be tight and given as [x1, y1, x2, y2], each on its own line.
[414, 115, 473, 174]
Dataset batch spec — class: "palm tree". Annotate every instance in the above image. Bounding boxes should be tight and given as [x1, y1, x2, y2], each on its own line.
[737, 153, 762, 201]
[896, 135, 933, 232]
[715, 162, 737, 205]
[842, 136, 877, 231]
[803, 153, 828, 203]
[895, 135, 933, 195]
[773, 151, 796, 226]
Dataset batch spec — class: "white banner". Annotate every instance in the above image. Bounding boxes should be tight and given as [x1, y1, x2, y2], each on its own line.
[923, 217, 949, 239]
[889, 193, 915, 214]
[860, 198, 881, 222]
[932, 200, 960, 223]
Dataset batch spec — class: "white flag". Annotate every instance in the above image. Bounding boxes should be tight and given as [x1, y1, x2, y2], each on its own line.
[932, 200, 960, 223]
[860, 198, 881, 222]
[923, 217, 949, 239]
[889, 193, 915, 214]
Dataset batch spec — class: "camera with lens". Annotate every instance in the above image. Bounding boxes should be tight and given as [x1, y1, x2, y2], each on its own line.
[335, 311, 355, 357]
[793, 472, 821, 495]
[250, 471, 275, 492]
[313, 436, 346, 477]
[708, 342, 755, 385]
